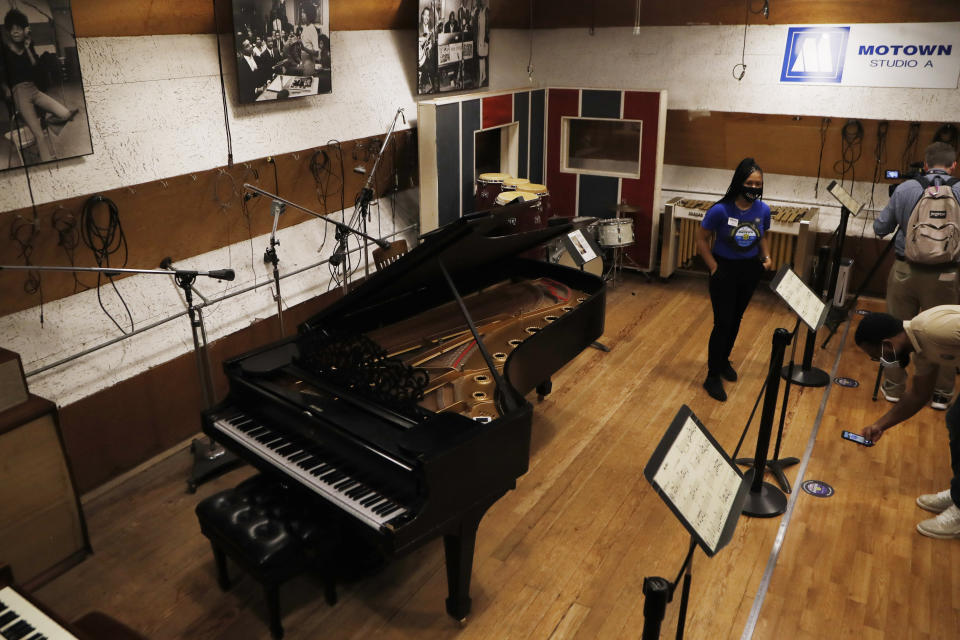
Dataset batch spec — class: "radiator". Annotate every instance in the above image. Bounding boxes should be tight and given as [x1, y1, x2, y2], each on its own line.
[660, 197, 818, 280]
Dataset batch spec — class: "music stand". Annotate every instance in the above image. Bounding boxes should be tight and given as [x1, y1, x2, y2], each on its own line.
[559, 227, 609, 353]
[820, 181, 863, 346]
[641, 405, 750, 639]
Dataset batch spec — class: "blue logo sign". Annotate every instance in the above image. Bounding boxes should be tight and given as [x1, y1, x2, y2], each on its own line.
[781, 26, 851, 83]
[801, 480, 835, 498]
[834, 377, 860, 388]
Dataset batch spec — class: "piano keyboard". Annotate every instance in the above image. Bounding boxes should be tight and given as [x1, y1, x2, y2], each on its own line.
[0, 586, 78, 640]
[212, 411, 410, 530]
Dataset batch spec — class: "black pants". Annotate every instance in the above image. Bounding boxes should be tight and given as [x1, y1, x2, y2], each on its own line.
[946, 399, 960, 508]
[707, 256, 763, 376]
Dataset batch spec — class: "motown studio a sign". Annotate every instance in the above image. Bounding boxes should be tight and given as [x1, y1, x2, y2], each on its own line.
[780, 22, 960, 89]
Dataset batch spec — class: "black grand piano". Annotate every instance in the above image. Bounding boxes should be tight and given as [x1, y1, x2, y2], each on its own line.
[202, 206, 605, 621]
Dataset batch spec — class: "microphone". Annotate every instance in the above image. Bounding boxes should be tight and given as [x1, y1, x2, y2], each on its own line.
[244, 192, 259, 201]
[159, 257, 173, 270]
[208, 269, 236, 281]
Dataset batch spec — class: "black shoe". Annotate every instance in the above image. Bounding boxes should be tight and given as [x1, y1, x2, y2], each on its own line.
[720, 362, 738, 382]
[703, 375, 727, 402]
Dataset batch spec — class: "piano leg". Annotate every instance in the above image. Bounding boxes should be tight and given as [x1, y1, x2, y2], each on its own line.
[443, 521, 477, 622]
[536, 379, 553, 401]
[442, 498, 500, 622]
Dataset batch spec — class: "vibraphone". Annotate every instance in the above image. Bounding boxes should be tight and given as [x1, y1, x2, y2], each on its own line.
[659, 197, 818, 279]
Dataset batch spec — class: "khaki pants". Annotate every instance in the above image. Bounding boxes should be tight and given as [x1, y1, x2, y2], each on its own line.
[884, 259, 960, 397]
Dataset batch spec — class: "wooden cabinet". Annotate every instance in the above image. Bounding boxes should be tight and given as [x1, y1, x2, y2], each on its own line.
[0, 394, 90, 590]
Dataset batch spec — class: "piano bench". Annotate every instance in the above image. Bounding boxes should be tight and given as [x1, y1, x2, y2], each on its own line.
[195, 475, 339, 640]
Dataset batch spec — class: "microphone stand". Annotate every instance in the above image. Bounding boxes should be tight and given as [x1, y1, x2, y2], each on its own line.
[356, 107, 407, 279]
[0, 263, 240, 492]
[264, 200, 285, 336]
[242, 184, 390, 295]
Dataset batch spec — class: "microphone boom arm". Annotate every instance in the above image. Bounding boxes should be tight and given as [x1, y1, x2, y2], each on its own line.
[242, 184, 390, 250]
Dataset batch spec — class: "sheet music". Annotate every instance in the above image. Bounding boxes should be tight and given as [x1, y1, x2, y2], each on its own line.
[774, 267, 825, 330]
[652, 416, 741, 552]
[568, 229, 597, 263]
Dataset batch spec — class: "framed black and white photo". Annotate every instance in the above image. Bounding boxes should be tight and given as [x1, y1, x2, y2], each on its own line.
[0, 0, 93, 171]
[418, 0, 488, 95]
[231, 0, 331, 104]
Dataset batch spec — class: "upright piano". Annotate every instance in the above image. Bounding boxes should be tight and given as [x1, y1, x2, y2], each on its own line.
[202, 206, 605, 620]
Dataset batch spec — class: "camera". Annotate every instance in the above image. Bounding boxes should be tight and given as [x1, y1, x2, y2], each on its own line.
[885, 162, 924, 196]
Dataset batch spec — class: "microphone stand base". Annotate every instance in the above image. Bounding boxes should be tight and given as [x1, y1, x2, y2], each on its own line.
[186, 438, 244, 493]
[740, 469, 788, 518]
[781, 364, 830, 388]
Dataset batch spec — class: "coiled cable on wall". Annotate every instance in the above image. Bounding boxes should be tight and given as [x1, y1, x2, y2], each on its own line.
[902, 122, 921, 173]
[52, 206, 89, 293]
[933, 123, 958, 150]
[833, 119, 863, 190]
[869, 121, 889, 211]
[814, 117, 831, 198]
[80, 195, 134, 334]
[9, 215, 43, 325]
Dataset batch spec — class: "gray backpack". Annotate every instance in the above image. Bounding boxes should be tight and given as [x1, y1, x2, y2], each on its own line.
[904, 175, 960, 265]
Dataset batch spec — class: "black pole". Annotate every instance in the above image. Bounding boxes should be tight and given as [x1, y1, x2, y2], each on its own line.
[826, 207, 851, 303]
[783, 246, 831, 387]
[175, 273, 241, 493]
[741, 328, 791, 517]
[820, 207, 854, 349]
[675, 569, 692, 640]
[641, 577, 670, 640]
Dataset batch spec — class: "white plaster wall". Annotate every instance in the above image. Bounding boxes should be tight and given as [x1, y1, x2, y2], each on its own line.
[525, 26, 960, 120]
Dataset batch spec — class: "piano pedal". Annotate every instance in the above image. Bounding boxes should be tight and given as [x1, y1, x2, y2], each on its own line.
[186, 437, 244, 493]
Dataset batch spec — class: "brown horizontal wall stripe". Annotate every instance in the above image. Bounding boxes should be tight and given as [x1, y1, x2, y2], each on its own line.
[665, 110, 956, 182]
[68, 0, 959, 37]
[0, 130, 417, 317]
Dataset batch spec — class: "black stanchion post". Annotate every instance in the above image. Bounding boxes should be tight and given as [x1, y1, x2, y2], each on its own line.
[641, 577, 670, 640]
[741, 328, 791, 517]
[783, 246, 831, 387]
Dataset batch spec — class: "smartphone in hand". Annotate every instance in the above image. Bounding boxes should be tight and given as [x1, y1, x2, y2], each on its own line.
[841, 430, 874, 447]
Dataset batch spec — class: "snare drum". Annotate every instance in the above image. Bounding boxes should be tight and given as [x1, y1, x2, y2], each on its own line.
[596, 218, 635, 248]
[518, 183, 551, 220]
[476, 172, 511, 210]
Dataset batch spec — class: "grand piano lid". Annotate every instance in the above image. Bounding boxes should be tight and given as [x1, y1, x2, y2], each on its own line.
[301, 204, 580, 332]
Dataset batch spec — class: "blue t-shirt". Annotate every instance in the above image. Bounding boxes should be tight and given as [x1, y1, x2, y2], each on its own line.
[701, 199, 771, 260]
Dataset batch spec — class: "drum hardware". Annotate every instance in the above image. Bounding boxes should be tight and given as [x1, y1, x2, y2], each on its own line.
[596, 217, 636, 287]
[611, 202, 643, 214]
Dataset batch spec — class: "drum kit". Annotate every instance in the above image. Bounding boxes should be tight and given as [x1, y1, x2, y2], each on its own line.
[476, 173, 637, 282]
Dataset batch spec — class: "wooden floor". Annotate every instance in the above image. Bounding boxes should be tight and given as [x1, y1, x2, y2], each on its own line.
[34, 272, 960, 639]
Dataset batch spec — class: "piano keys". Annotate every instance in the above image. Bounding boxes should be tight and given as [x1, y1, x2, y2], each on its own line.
[203, 205, 606, 621]
[0, 586, 79, 640]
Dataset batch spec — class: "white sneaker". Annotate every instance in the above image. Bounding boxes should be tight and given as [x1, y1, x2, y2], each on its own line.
[881, 387, 901, 403]
[930, 393, 951, 411]
[917, 489, 954, 513]
[917, 504, 960, 539]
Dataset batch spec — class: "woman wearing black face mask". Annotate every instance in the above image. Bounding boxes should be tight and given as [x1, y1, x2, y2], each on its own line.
[695, 157, 774, 402]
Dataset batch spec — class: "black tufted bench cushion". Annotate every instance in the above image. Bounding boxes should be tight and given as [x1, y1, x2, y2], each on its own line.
[195, 474, 339, 639]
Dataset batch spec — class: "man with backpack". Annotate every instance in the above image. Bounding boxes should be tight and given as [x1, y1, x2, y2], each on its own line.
[874, 141, 960, 410]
